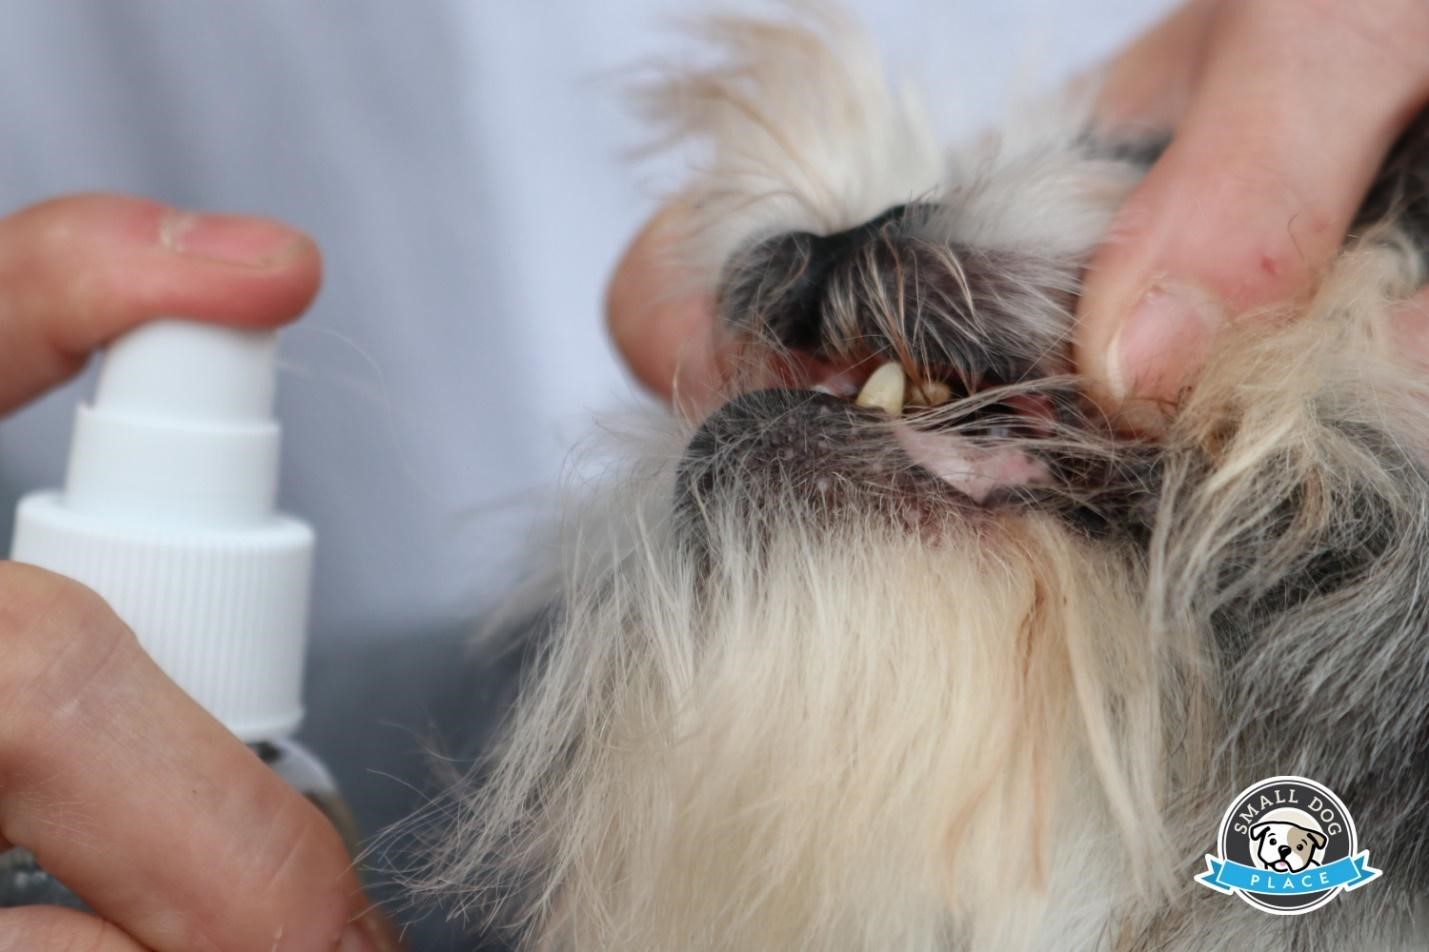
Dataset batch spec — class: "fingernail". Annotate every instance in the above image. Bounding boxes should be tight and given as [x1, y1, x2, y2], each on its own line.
[159, 210, 306, 268]
[1105, 282, 1224, 403]
[338, 911, 403, 952]
[337, 921, 383, 952]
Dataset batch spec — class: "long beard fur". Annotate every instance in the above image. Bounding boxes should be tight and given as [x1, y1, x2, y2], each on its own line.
[413, 10, 1429, 951]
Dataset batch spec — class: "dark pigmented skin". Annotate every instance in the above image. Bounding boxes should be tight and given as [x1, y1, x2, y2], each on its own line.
[677, 388, 965, 521]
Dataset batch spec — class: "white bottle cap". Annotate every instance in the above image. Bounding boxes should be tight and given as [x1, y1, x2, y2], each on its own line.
[10, 320, 314, 742]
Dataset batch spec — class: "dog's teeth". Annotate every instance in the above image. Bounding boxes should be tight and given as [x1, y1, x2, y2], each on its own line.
[908, 380, 952, 407]
[855, 361, 906, 416]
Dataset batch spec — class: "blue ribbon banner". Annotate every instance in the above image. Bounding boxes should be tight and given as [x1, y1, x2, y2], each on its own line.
[1197, 853, 1381, 896]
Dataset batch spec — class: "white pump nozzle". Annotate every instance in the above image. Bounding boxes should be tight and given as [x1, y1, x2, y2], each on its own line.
[10, 320, 314, 742]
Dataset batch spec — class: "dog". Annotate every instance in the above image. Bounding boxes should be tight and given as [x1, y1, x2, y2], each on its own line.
[1250, 819, 1327, 875]
[410, 10, 1429, 950]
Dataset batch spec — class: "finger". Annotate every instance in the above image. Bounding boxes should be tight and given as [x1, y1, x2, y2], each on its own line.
[0, 906, 150, 952]
[605, 205, 724, 415]
[0, 193, 321, 414]
[0, 564, 390, 952]
[1077, 0, 1429, 424]
[1096, 0, 1218, 129]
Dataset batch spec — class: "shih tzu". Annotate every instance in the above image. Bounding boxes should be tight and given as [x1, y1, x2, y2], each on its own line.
[415, 10, 1429, 950]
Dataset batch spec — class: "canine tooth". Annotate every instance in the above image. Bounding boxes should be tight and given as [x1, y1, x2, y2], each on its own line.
[855, 361, 906, 415]
[908, 380, 952, 406]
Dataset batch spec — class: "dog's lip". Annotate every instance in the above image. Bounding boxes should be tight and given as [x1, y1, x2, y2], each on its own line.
[794, 355, 1060, 503]
[758, 349, 1061, 431]
[890, 418, 1052, 503]
[762, 348, 966, 405]
[1269, 860, 1292, 872]
[687, 386, 1053, 507]
[803, 356, 867, 398]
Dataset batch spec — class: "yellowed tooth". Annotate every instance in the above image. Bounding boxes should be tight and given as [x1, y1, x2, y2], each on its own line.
[855, 361, 906, 415]
[908, 379, 952, 407]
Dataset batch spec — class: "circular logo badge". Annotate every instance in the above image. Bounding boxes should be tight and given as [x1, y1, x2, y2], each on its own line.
[1196, 775, 1380, 915]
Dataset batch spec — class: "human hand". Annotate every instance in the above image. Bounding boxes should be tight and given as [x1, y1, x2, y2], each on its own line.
[606, 204, 725, 415]
[0, 194, 396, 950]
[1076, 0, 1429, 428]
[606, 1, 1429, 428]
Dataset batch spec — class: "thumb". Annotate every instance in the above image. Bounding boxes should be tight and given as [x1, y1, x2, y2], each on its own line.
[1076, 0, 1429, 425]
[606, 205, 726, 415]
[0, 193, 321, 415]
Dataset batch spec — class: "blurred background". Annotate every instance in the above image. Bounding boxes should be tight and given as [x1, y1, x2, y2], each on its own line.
[0, 0, 1178, 944]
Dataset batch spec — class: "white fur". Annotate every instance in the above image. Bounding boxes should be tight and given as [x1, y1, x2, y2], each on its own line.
[635, 10, 938, 285]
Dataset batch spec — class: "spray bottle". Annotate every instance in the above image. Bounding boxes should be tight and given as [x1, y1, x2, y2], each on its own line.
[0, 320, 357, 907]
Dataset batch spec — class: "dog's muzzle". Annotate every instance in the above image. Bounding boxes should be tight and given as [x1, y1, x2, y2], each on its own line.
[676, 387, 1058, 524]
[675, 205, 1161, 539]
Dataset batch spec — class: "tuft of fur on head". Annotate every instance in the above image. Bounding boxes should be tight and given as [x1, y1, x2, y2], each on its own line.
[414, 11, 1429, 952]
[633, 8, 942, 283]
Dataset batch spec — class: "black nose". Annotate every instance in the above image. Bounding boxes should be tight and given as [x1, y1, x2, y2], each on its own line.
[716, 203, 917, 354]
[714, 202, 1076, 385]
[1279, 845, 1291, 858]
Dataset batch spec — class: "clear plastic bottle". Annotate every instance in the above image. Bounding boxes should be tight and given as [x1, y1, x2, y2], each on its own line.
[0, 850, 84, 910]
[0, 321, 354, 909]
[256, 738, 363, 856]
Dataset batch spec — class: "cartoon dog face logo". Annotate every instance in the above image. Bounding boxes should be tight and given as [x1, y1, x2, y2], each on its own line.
[1200, 776, 1380, 915]
[1250, 820, 1327, 874]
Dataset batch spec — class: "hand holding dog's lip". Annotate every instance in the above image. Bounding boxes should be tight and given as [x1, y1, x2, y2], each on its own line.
[1076, 0, 1429, 432]
[610, 1, 1429, 435]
